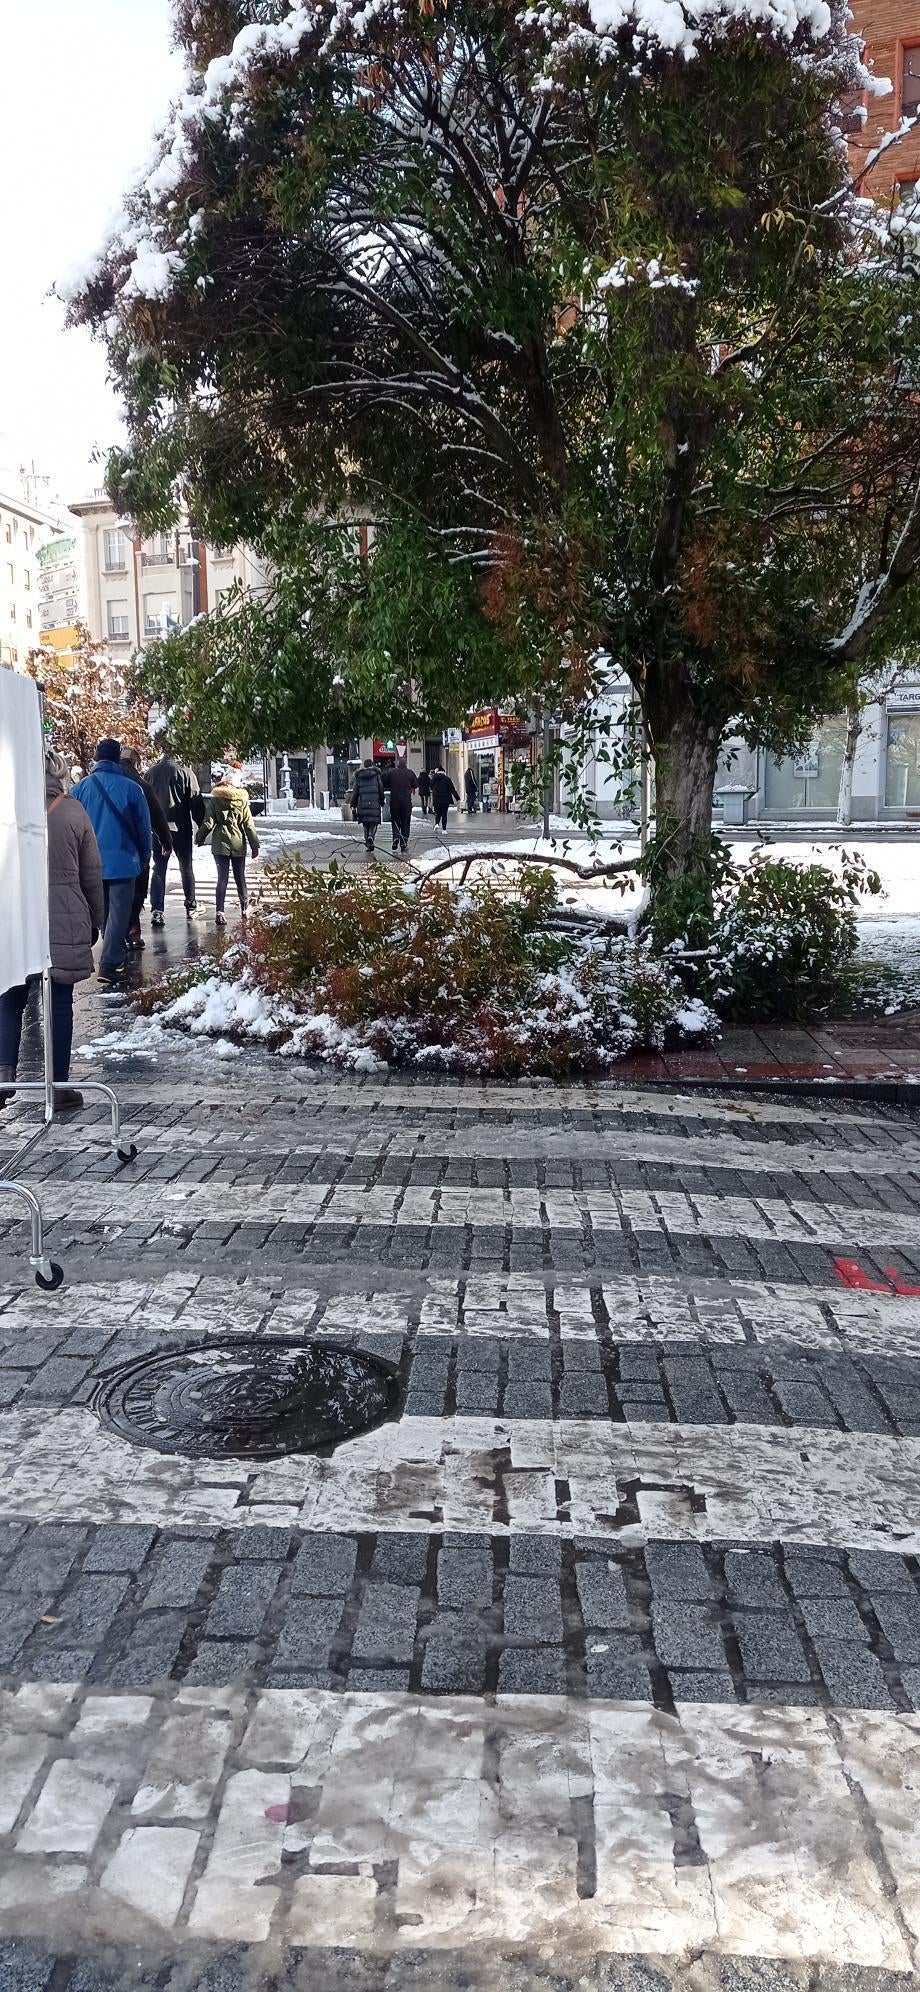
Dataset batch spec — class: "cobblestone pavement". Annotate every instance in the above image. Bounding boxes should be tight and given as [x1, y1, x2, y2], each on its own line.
[1, 1065, 920, 1984]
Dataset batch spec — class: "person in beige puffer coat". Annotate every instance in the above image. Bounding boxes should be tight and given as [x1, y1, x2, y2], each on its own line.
[196, 763, 261, 926]
[0, 749, 105, 1112]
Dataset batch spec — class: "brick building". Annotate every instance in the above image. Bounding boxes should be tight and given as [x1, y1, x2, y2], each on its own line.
[850, 0, 920, 194]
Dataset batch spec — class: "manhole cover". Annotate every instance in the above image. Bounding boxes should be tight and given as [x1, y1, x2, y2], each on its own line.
[92, 1338, 401, 1459]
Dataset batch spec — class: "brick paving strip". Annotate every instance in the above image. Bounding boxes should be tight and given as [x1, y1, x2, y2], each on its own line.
[0, 1075, 918, 1980]
[0, 1519, 917, 1711]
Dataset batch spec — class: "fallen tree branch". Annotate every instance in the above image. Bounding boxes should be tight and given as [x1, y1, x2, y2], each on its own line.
[416, 849, 640, 894]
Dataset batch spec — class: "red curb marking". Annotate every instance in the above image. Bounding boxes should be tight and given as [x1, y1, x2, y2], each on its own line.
[833, 1258, 895, 1292]
[882, 1268, 920, 1297]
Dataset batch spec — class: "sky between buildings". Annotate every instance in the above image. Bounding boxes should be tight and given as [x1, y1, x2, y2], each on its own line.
[0, 0, 183, 512]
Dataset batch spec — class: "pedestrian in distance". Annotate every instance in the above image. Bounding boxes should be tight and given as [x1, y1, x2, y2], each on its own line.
[120, 748, 173, 950]
[430, 766, 460, 832]
[417, 768, 431, 816]
[464, 765, 479, 814]
[389, 755, 417, 854]
[350, 757, 386, 853]
[72, 738, 152, 987]
[0, 748, 105, 1112]
[196, 763, 261, 926]
[146, 744, 203, 926]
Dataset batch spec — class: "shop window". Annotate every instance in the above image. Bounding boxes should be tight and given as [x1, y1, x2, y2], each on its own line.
[764, 716, 846, 811]
[885, 712, 920, 809]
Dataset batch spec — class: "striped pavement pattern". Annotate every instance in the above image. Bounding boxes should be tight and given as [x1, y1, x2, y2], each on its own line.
[0, 1073, 918, 1983]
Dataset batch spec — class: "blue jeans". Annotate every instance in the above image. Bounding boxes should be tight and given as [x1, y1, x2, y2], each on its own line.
[0, 979, 74, 1081]
[101, 877, 137, 976]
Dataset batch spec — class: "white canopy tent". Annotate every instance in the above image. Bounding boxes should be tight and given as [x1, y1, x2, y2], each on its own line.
[0, 670, 49, 997]
[0, 668, 137, 1289]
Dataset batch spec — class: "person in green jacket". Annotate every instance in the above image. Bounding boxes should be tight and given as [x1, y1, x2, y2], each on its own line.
[196, 763, 261, 926]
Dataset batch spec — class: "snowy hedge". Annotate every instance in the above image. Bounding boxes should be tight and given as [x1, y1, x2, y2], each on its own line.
[140, 859, 715, 1076]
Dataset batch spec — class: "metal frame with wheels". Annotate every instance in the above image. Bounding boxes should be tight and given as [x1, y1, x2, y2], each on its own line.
[0, 964, 138, 1290]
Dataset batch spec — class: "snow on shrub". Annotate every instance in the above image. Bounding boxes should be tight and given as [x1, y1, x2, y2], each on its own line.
[146, 857, 717, 1077]
[681, 849, 883, 1022]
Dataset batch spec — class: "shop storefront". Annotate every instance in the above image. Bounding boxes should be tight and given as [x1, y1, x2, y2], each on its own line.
[762, 715, 847, 817]
[884, 693, 920, 814]
[464, 708, 500, 807]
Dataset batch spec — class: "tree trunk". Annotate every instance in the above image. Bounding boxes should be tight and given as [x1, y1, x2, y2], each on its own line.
[640, 681, 725, 940]
[648, 702, 724, 878]
[836, 692, 861, 827]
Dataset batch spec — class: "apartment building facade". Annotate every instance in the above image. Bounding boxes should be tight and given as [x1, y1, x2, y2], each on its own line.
[850, 0, 920, 195]
[0, 489, 56, 670]
[69, 493, 270, 661]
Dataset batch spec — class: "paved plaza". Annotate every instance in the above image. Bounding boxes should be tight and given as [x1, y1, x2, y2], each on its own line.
[1, 988, 920, 1983]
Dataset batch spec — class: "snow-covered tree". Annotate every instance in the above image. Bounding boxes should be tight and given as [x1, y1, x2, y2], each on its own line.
[62, 0, 920, 920]
[25, 627, 149, 775]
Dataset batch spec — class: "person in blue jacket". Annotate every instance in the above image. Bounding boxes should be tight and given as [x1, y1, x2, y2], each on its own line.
[72, 738, 152, 984]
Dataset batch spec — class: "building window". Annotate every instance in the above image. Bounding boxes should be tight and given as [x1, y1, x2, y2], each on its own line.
[143, 592, 178, 636]
[5, 563, 13, 586]
[107, 599, 130, 640]
[10, 649, 18, 665]
[23, 570, 30, 591]
[25, 611, 32, 630]
[8, 604, 15, 624]
[142, 532, 173, 567]
[902, 44, 920, 118]
[3, 525, 10, 544]
[103, 528, 127, 571]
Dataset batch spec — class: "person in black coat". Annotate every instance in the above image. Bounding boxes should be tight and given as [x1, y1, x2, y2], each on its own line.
[464, 766, 479, 813]
[430, 767, 460, 832]
[121, 749, 172, 949]
[349, 759, 386, 852]
[417, 768, 432, 815]
[389, 757, 417, 854]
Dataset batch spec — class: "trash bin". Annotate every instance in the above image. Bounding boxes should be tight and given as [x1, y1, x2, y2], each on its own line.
[715, 787, 754, 826]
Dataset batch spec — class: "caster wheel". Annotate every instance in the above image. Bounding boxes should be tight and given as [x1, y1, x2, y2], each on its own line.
[35, 1263, 64, 1292]
[117, 1143, 138, 1164]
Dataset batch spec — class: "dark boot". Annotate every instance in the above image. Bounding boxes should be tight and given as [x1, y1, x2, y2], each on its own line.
[53, 1087, 84, 1112]
[0, 1064, 15, 1107]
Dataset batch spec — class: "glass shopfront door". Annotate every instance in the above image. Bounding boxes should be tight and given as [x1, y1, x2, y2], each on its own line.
[885, 711, 920, 811]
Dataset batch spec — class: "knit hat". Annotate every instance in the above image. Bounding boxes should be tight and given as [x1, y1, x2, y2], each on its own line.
[45, 747, 69, 783]
[96, 737, 121, 762]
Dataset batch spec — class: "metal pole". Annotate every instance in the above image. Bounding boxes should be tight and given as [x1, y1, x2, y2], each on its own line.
[41, 966, 54, 1125]
[542, 707, 551, 842]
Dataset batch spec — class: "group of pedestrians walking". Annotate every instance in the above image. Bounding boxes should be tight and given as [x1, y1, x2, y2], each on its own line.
[349, 757, 461, 852]
[0, 738, 262, 1113]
